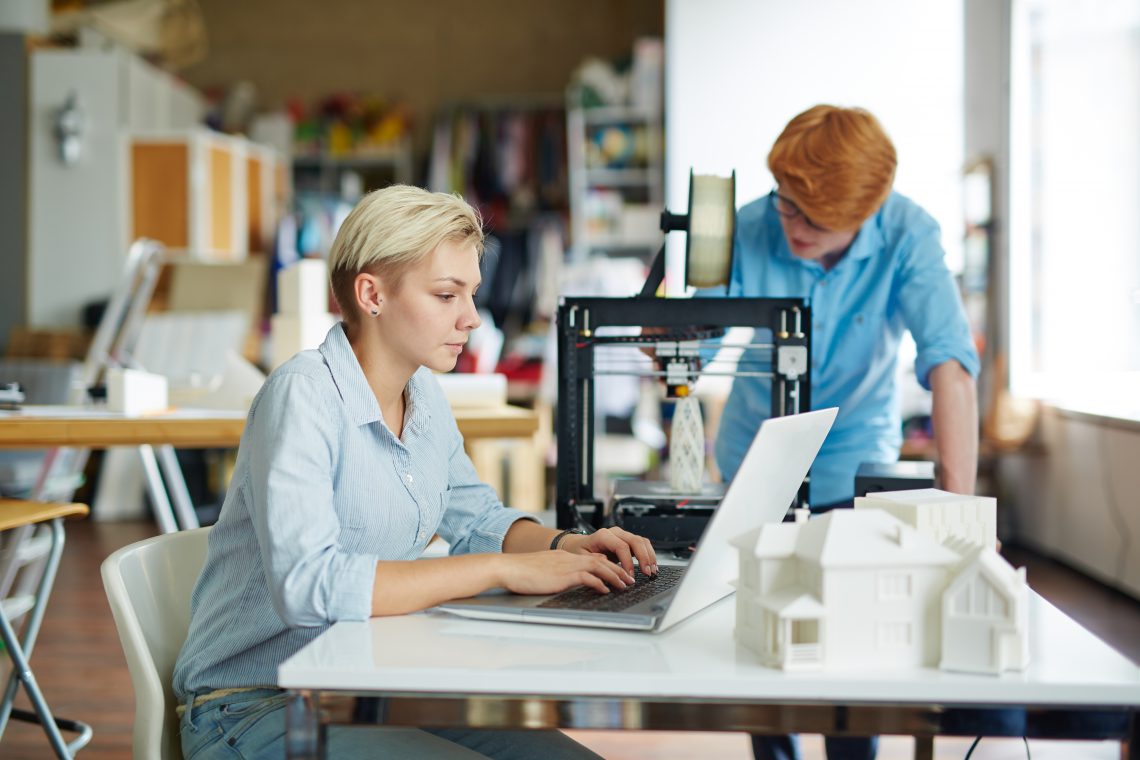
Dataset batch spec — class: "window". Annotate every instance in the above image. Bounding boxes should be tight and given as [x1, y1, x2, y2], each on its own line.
[1010, 0, 1140, 416]
[952, 584, 971, 615]
[878, 572, 913, 600]
[791, 619, 819, 645]
[876, 621, 912, 648]
[952, 574, 1010, 617]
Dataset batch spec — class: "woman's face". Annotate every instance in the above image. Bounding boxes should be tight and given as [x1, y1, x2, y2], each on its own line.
[774, 188, 859, 261]
[378, 238, 482, 374]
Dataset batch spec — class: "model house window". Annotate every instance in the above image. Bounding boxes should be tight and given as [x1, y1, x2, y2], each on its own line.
[974, 577, 1009, 618]
[953, 576, 1009, 617]
[791, 619, 819, 645]
[953, 584, 972, 615]
[878, 572, 913, 600]
[876, 621, 912, 648]
[1010, 0, 1140, 413]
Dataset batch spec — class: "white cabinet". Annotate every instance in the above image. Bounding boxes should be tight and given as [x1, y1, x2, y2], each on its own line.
[566, 100, 664, 261]
[27, 47, 204, 328]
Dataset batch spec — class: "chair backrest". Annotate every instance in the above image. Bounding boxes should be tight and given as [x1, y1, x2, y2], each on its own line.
[101, 527, 211, 760]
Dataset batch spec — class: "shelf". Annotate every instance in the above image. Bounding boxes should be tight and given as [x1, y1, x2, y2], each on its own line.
[291, 141, 414, 191]
[582, 233, 662, 250]
[583, 168, 658, 186]
[581, 106, 660, 125]
[293, 147, 410, 168]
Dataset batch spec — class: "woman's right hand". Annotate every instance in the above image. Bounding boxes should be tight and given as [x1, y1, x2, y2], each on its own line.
[496, 551, 636, 596]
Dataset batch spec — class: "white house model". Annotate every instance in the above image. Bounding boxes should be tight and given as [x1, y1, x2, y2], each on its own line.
[731, 489, 1029, 675]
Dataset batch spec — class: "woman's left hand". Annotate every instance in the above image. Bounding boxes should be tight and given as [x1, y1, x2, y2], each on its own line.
[559, 527, 658, 576]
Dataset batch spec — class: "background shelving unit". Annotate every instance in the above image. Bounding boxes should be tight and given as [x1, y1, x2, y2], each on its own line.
[291, 139, 414, 198]
[566, 94, 664, 262]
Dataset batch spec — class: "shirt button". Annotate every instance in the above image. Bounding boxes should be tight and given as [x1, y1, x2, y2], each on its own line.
[405, 473, 414, 484]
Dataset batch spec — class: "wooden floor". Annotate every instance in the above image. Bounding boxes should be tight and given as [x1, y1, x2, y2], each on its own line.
[2, 519, 1137, 759]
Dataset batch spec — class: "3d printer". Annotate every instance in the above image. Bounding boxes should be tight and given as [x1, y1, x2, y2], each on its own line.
[555, 173, 814, 545]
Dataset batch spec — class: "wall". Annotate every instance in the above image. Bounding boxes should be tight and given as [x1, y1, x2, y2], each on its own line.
[663, 0, 964, 294]
[180, 0, 664, 152]
[999, 410, 1140, 598]
[966, 0, 1140, 601]
[0, 34, 28, 354]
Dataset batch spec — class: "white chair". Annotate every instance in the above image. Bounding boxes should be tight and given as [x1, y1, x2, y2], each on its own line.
[101, 527, 211, 760]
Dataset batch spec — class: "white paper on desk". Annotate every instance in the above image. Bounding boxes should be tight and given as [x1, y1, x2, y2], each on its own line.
[169, 351, 265, 411]
[434, 373, 507, 408]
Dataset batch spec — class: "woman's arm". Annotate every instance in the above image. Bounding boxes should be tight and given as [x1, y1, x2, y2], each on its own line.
[370, 549, 638, 616]
[503, 519, 657, 576]
[369, 518, 661, 617]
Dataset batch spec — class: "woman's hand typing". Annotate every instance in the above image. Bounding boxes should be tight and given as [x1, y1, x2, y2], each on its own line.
[495, 550, 636, 596]
[558, 526, 658, 577]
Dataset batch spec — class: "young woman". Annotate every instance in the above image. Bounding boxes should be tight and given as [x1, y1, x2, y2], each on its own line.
[173, 185, 657, 759]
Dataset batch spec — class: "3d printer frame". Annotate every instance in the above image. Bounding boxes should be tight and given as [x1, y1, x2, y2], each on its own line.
[555, 295, 812, 530]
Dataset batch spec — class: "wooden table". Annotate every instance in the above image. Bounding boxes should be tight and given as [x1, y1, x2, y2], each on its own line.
[0, 404, 539, 449]
[0, 404, 540, 533]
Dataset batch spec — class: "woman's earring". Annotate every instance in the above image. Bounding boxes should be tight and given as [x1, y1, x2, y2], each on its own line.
[370, 309, 379, 316]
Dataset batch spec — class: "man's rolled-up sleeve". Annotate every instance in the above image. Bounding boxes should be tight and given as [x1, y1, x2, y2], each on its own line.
[895, 230, 981, 390]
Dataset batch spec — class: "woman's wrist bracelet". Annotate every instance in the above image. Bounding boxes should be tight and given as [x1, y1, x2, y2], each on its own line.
[550, 528, 584, 551]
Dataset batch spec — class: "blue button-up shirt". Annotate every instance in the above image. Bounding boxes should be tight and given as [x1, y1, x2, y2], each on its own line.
[173, 323, 535, 697]
[711, 191, 979, 506]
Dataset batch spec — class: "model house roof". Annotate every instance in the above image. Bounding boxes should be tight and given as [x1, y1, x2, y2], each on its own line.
[949, 544, 1026, 591]
[748, 509, 960, 568]
[757, 587, 826, 617]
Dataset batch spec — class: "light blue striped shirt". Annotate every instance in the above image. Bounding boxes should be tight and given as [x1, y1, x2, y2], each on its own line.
[173, 323, 536, 697]
[711, 191, 979, 506]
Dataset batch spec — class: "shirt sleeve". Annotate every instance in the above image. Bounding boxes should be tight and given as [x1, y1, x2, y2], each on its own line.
[895, 228, 981, 390]
[245, 372, 377, 627]
[435, 417, 539, 555]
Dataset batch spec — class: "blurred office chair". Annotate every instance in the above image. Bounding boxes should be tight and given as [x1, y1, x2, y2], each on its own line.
[101, 526, 210, 760]
[0, 499, 92, 758]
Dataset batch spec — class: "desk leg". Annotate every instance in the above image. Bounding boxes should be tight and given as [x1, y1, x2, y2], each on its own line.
[285, 690, 320, 760]
[156, 445, 200, 530]
[139, 445, 179, 534]
[914, 736, 934, 760]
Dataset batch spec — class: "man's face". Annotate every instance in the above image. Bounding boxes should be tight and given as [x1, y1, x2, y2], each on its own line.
[773, 188, 859, 261]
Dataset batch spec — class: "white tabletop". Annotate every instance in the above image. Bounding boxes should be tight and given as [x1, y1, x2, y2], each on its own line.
[279, 591, 1140, 708]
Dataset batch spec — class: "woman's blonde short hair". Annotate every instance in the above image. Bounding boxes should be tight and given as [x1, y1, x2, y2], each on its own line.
[328, 185, 484, 321]
[767, 105, 897, 232]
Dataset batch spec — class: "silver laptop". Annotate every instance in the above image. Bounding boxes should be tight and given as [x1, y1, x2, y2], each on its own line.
[437, 407, 837, 632]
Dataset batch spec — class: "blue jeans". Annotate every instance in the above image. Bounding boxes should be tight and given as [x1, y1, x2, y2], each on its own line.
[180, 688, 603, 759]
[753, 500, 877, 760]
[751, 734, 879, 760]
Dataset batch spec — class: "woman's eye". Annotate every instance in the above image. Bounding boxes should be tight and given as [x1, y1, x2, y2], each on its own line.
[438, 293, 456, 302]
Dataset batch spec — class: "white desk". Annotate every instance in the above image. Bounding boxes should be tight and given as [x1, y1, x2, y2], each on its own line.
[279, 592, 1140, 759]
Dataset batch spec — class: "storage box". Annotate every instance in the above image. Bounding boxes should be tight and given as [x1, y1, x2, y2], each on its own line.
[130, 129, 249, 262]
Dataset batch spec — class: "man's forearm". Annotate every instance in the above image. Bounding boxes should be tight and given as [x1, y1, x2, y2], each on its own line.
[930, 360, 979, 494]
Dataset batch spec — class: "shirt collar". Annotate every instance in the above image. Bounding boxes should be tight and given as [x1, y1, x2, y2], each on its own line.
[319, 322, 382, 427]
[318, 322, 433, 434]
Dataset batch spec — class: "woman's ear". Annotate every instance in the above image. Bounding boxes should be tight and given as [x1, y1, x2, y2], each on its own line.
[353, 272, 384, 318]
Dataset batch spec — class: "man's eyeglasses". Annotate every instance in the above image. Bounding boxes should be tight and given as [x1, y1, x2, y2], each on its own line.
[769, 189, 829, 232]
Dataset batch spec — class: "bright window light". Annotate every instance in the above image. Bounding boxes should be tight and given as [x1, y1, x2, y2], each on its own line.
[1009, 0, 1140, 418]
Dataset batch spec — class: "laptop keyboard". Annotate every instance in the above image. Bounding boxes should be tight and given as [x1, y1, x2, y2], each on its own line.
[536, 565, 685, 612]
